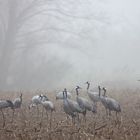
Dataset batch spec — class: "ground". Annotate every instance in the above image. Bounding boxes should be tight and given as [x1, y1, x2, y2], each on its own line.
[0, 88, 140, 140]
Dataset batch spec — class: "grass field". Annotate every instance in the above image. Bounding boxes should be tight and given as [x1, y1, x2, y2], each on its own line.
[0, 88, 140, 140]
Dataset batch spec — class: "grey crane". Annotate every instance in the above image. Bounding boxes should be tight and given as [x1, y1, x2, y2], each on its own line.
[62, 90, 76, 123]
[56, 91, 71, 100]
[75, 86, 97, 122]
[13, 93, 22, 109]
[30, 94, 49, 108]
[12, 93, 23, 120]
[64, 88, 84, 114]
[85, 82, 101, 105]
[63, 88, 85, 124]
[0, 100, 14, 127]
[100, 87, 121, 116]
[40, 94, 49, 102]
[41, 100, 55, 114]
[29, 94, 48, 116]
[41, 100, 55, 128]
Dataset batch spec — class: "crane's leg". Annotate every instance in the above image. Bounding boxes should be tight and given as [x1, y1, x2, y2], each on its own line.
[41, 107, 44, 118]
[1, 110, 5, 128]
[106, 108, 108, 116]
[116, 111, 118, 118]
[72, 116, 75, 124]
[46, 110, 48, 121]
[11, 109, 15, 123]
[109, 110, 111, 116]
[50, 111, 52, 129]
[66, 115, 70, 124]
[83, 111, 86, 123]
[37, 105, 39, 117]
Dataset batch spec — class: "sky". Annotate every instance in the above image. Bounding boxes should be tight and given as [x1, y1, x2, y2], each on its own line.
[1, 0, 140, 90]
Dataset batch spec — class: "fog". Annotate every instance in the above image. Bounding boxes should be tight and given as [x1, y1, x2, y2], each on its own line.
[0, 0, 140, 90]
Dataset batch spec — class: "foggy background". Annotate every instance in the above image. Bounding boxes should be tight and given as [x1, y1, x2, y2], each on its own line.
[0, 0, 140, 91]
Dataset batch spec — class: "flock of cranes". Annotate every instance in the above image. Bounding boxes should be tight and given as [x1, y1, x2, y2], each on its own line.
[0, 82, 121, 127]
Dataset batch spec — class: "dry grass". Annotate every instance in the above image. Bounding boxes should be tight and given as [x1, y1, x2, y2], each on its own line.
[0, 89, 140, 140]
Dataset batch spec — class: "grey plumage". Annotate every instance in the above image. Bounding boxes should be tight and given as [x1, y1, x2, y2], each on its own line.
[30, 94, 48, 108]
[63, 90, 76, 119]
[64, 88, 84, 114]
[13, 93, 22, 109]
[100, 87, 121, 116]
[0, 100, 14, 127]
[0, 100, 14, 109]
[29, 94, 48, 116]
[41, 100, 55, 128]
[41, 100, 55, 112]
[76, 86, 97, 114]
[86, 82, 101, 104]
[41, 95, 49, 102]
[56, 91, 71, 100]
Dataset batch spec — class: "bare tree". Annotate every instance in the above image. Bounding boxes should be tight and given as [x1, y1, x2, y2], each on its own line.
[0, 0, 106, 89]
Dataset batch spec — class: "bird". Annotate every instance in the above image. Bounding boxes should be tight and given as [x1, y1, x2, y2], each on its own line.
[13, 93, 22, 109]
[0, 100, 14, 127]
[56, 91, 71, 100]
[62, 90, 76, 123]
[41, 100, 55, 128]
[41, 100, 55, 117]
[100, 87, 121, 116]
[29, 93, 49, 116]
[40, 94, 49, 102]
[64, 88, 85, 124]
[85, 82, 101, 105]
[75, 86, 97, 122]
[30, 95, 42, 107]
[29, 94, 44, 115]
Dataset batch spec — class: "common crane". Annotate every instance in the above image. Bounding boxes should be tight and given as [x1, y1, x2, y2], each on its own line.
[56, 91, 71, 100]
[13, 93, 22, 109]
[41, 100, 55, 128]
[0, 100, 14, 127]
[62, 90, 76, 123]
[29, 94, 48, 115]
[85, 82, 101, 105]
[75, 86, 97, 122]
[100, 87, 121, 116]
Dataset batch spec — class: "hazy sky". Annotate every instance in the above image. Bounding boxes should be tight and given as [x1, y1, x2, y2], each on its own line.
[42, 0, 140, 87]
[1, 0, 140, 90]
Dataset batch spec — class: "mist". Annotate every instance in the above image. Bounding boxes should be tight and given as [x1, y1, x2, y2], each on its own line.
[0, 0, 140, 90]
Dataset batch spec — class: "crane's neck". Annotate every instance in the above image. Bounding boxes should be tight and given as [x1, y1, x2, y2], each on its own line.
[76, 88, 79, 96]
[20, 94, 22, 103]
[87, 83, 90, 91]
[98, 87, 101, 97]
[63, 91, 66, 100]
[103, 90, 106, 96]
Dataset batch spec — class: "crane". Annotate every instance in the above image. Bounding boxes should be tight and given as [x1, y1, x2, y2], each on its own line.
[0, 100, 14, 127]
[85, 82, 101, 105]
[41, 100, 55, 128]
[62, 90, 76, 124]
[13, 93, 22, 109]
[100, 87, 121, 116]
[56, 91, 71, 100]
[75, 86, 97, 122]
[64, 88, 84, 124]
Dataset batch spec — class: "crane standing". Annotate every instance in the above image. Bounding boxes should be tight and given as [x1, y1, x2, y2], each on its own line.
[85, 82, 101, 105]
[0, 100, 14, 127]
[62, 90, 76, 124]
[75, 86, 97, 122]
[41, 100, 55, 128]
[100, 87, 121, 116]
